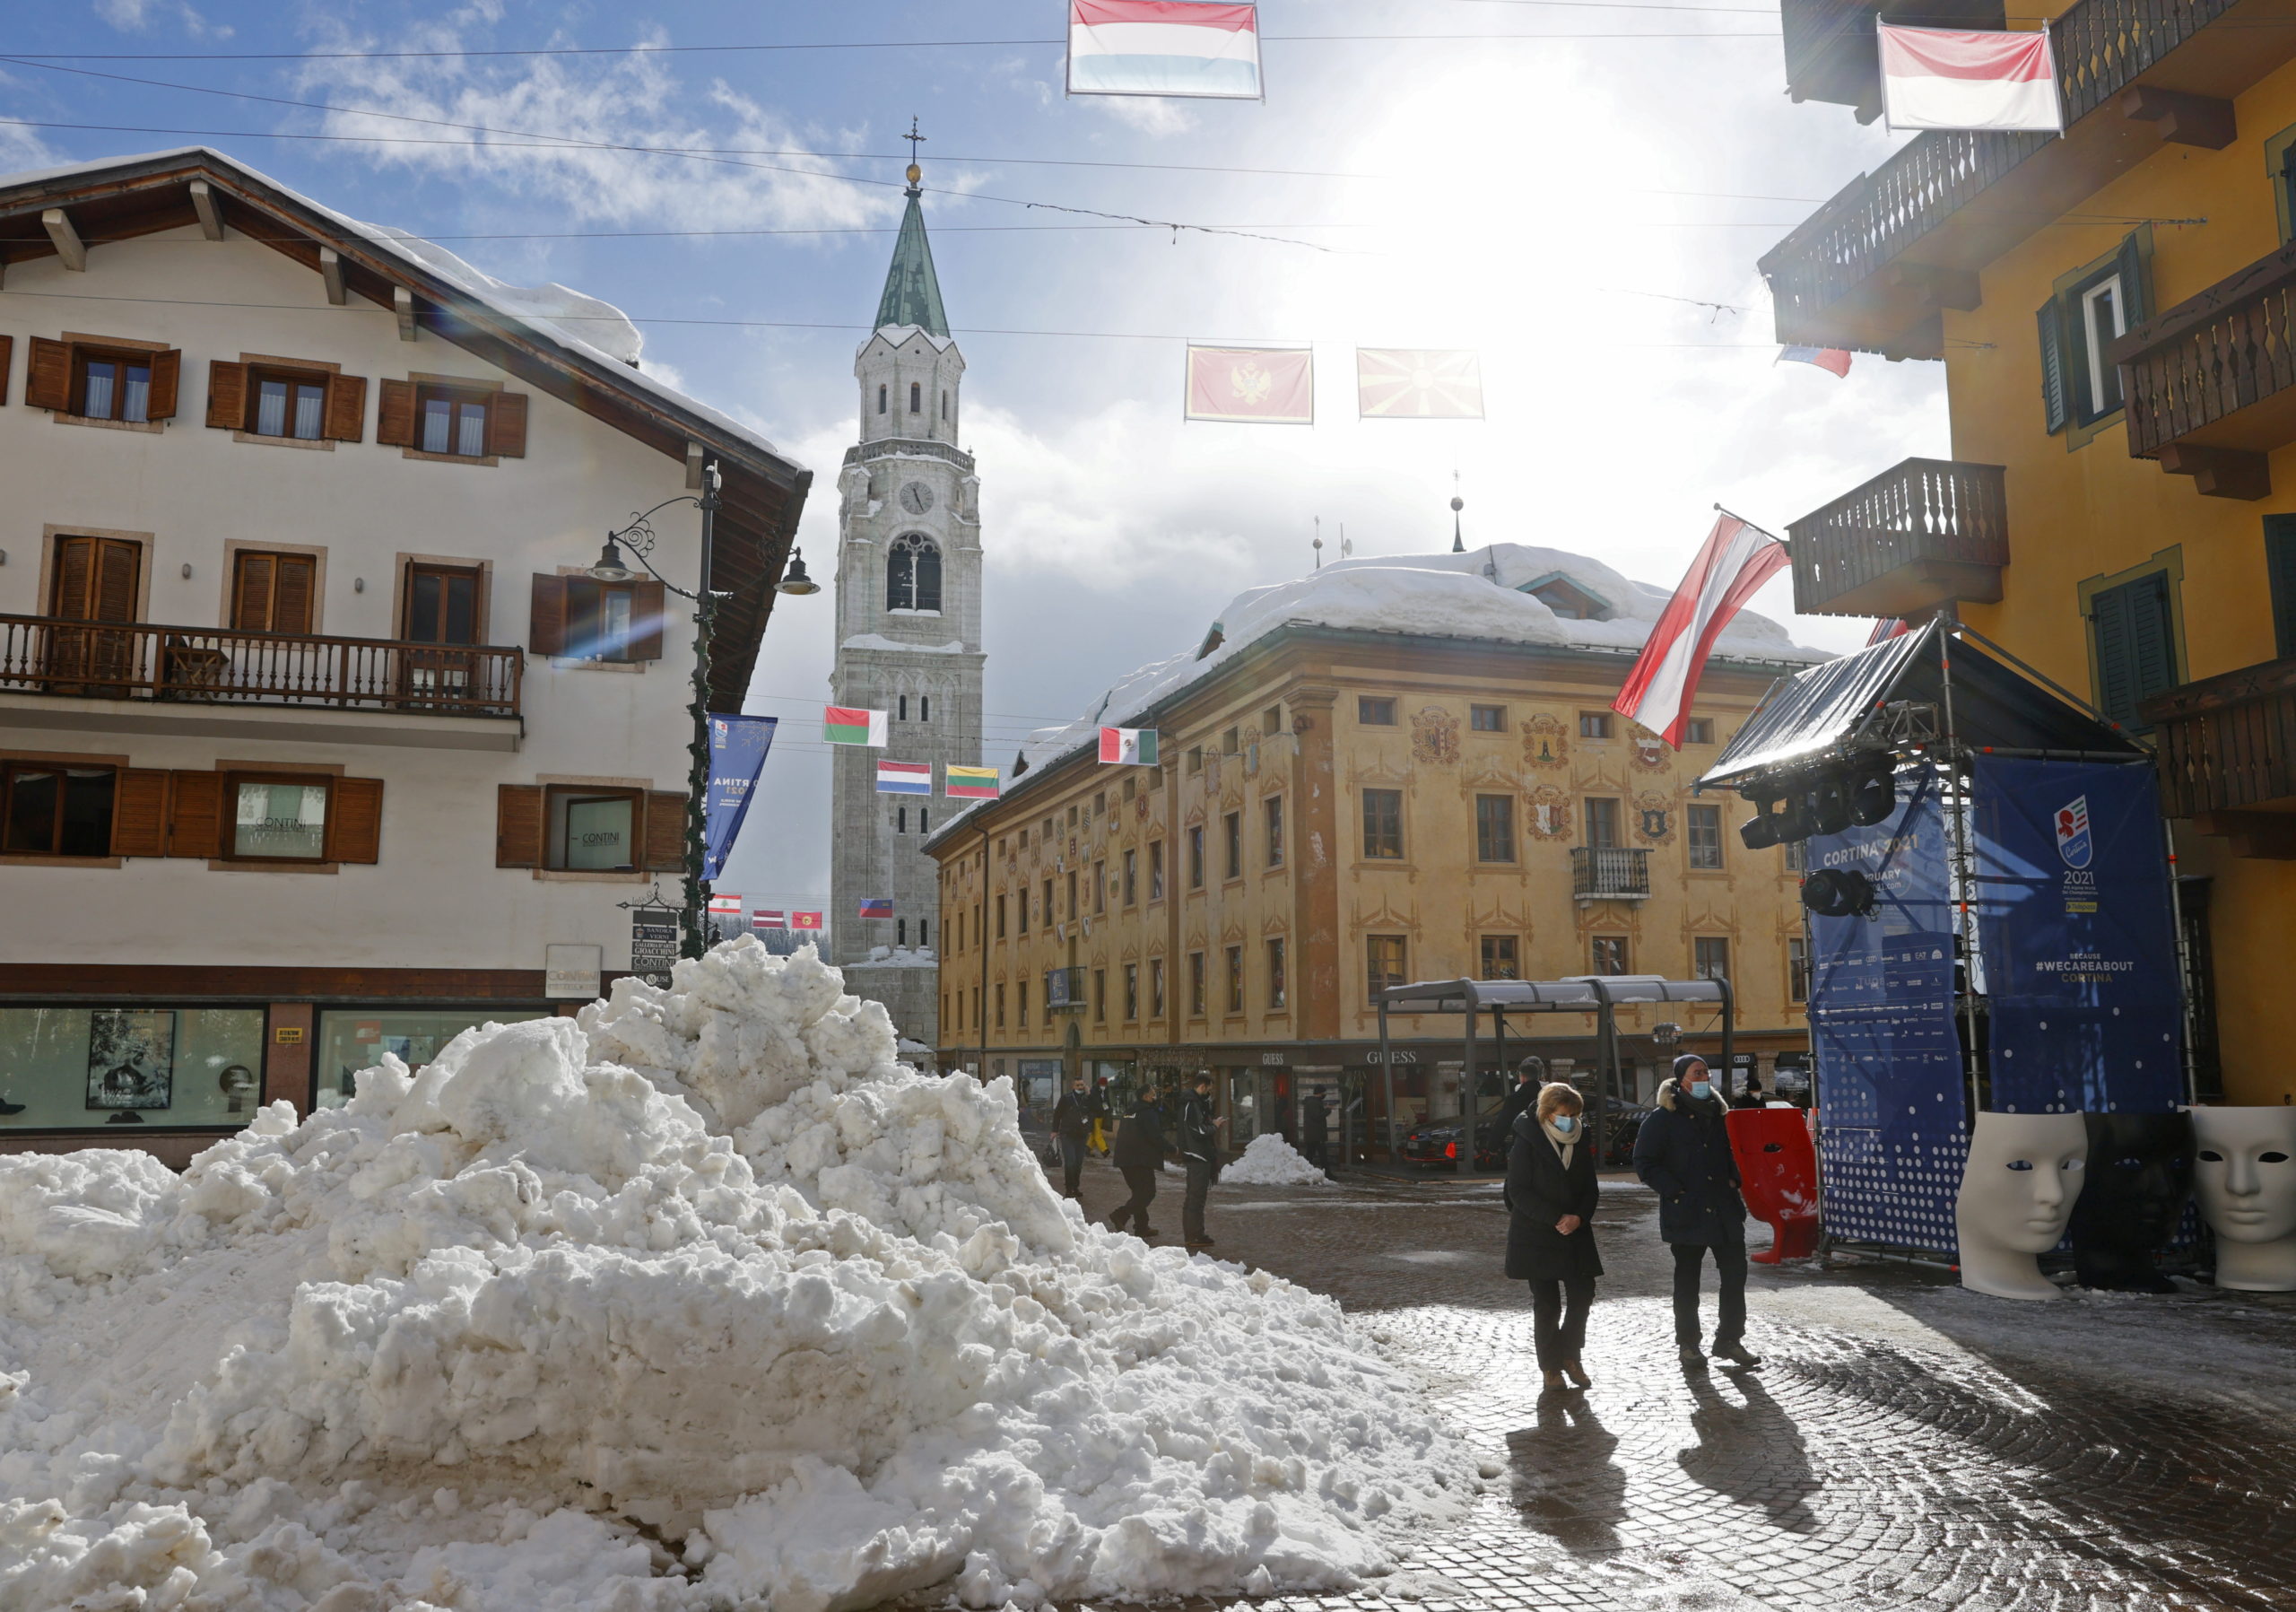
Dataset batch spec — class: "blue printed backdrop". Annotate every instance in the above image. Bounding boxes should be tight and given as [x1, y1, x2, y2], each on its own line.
[704, 714, 777, 883]
[1970, 756, 2182, 1115]
[1806, 767, 1968, 1253]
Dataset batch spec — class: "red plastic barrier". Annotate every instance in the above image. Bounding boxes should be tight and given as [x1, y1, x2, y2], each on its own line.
[1726, 1107, 1820, 1264]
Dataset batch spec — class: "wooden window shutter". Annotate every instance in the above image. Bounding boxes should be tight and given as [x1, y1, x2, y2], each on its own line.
[324, 372, 368, 442]
[232, 552, 274, 631]
[2037, 299, 2068, 435]
[95, 540, 138, 623]
[486, 391, 528, 457]
[145, 349, 181, 421]
[167, 770, 225, 858]
[274, 554, 316, 635]
[2266, 515, 2296, 659]
[2113, 231, 2150, 326]
[529, 573, 570, 655]
[0, 335, 12, 406]
[2128, 571, 2178, 702]
[26, 336, 71, 411]
[204, 361, 248, 430]
[643, 791, 687, 871]
[328, 777, 384, 864]
[109, 769, 170, 858]
[630, 579, 667, 660]
[496, 783, 544, 867]
[52, 536, 91, 618]
[377, 379, 417, 447]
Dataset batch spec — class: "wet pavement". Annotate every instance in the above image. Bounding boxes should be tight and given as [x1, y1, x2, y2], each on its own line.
[1069, 1157, 2296, 1612]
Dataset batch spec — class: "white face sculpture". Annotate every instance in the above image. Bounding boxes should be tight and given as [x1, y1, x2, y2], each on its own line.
[1960, 1112, 2088, 1253]
[2193, 1107, 2296, 1245]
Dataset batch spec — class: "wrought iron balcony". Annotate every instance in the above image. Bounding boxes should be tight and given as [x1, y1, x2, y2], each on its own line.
[2141, 657, 2296, 855]
[1780, 0, 2005, 115]
[1045, 964, 1089, 1012]
[2114, 238, 2296, 501]
[1787, 457, 2008, 618]
[0, 614, 523, 718]
[1571, 846, 1651, 902]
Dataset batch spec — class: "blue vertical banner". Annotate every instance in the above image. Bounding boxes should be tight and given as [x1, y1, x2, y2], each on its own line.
[704, 714, 777, 882]
[1805, 766, 1968, 1253]
[1970, 755, 2182, 1115]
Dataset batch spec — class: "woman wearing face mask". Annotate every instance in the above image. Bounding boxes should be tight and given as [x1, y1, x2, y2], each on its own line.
[1506, 1082, 1603, 1391]
[1634, 1053, 1761, 1370]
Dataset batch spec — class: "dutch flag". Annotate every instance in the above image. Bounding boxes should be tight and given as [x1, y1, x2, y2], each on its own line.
[875, 760, 933, 796]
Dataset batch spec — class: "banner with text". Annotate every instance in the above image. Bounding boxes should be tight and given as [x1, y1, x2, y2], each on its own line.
[704, 714, 777, 882]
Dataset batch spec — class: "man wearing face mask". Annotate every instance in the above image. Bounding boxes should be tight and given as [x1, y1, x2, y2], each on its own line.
[1634, 1053, 1761, 1370]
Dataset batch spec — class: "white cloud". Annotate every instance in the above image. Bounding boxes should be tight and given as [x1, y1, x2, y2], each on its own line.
[93, 0, 229, 39]
[1090, 97, 1200, 137]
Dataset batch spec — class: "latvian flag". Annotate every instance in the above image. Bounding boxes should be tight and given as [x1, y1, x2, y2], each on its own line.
[876, 759, 932, 796]
[752, 910, 787, 929]
[823, 705, 889, 746]
[858, 897, 894, 919]
[1876, 24, 2061, 133]
[946, 764, 1002, 799]
[1067, 1, 1263, 100]
[1100, 727, 1159, 765]
[707, 894, 742, 917]
[791, 911, 824, 931]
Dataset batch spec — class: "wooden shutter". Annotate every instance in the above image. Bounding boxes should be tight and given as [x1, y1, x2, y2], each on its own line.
[2092, 572, 2178, 729]
[324, 372, 367, 442]
[2114, 231, 2150, 326]
[630, 579, 666, 661]
[2128, 571, 2178, 703]
[50, 536, 91, 617]
[204, 361, 248, 430]
[327, 777, 384, 864]
[94, 540, 138, 623]
[528, 573, 570, 655]
[274, 554, 315, 635]
[2266, 515, 2296, 659]
[486, 391, 528, 457]
[25, 336, 70, 411]
[2037, 299, 2068, 435]
[145, 349, 180, 421]
[109, 769, 170, 858]
[643, 791, 687, 871]
[0, 334, 12, 406]
[496, 783, 544, 867]
[168, 770, 226, 858]
[377, 379, 417, 447]
[231, 552, 274, 631]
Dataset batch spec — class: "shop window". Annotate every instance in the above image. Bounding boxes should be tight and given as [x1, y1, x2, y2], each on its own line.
[312, 1007, 549, 1111]
[1481, 935, 1519, 980]
[0, 1006, 265, 1130]
[1366, 934, 1407, 1000]
[1362, 789, 1404, 858]
[1687, 803, 1723, 869]
[3, 762, 117, 857]
[1474, 794, 1516, 862]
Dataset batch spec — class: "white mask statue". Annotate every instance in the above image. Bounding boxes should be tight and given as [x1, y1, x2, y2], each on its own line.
[1954, 1111, 2088, 1301]
[2193, 1107, 2296, 1292]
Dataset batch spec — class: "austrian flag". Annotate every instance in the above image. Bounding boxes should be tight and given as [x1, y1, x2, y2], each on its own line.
[1877, 23, 2061, 133]
[1100, 727, 1159, 766]
[1613, 513, 1790, 748]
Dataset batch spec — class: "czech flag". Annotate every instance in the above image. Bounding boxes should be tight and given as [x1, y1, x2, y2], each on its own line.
[792, 911, 824, 931]
[946, 764, 1002, 799]
[1877, 24, 2061, 133]
[858, 897, 894, 919]
[752, 910, 787, 929]
[1100, 727, 1160, 765]
[876, 760, 933, 795]
[1778, 345, 1852, 379]
[1067, 1, 1263, 100]
[824, 705, 889, 746]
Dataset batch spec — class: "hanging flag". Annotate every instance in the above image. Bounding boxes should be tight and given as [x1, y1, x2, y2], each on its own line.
[1100, 727, 1160, 765]
[702, 713, 776, 882]
[1877, 24, 2061, 133]
[1867, 616, 1911, 646]
[945, 764, 1002, 799]
[792, 911, 824, 931]
[823, 705, 889, 746]
[1778, 345, 1852, 379]
[858, 897, 894, 919]
[1355, 349, 1485, 419]
[752, 910, 787, 929]
[1613, 512, 1791, 747]
[1185, 345, 1313, 424]
[708, 893, 742, 917]
[1067, 1, 1263, 100]
[875, 759, 933, 796]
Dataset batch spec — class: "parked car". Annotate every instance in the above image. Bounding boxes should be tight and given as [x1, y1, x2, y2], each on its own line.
[1397, 1114, 1509, 1171]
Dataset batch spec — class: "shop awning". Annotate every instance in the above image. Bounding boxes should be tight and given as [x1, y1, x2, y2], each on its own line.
[1376, 976, 1727, 1015]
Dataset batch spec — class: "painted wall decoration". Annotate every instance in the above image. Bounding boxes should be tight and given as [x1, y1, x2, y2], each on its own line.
[1633, 791, 1674, 844]
[1631, 729, 1671, 771]
[1526, 786, 1572, 839]
[1411, 706, 1460, 766]
[1521, 714, 1569, 770]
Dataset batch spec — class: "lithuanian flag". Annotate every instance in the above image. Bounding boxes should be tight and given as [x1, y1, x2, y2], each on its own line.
[946, 765, 1002, 799]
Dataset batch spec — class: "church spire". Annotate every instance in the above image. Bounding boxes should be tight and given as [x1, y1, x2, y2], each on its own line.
[874, 120, 950, 337]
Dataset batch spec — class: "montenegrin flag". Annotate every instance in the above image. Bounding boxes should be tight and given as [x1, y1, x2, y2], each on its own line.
[1877, 23, 2061, 133]
[945, 764, 1002, 799]
[752, 909, 787, 929]
[823, 705, 889, 746]
[1100, 726, 1160, 765]
[1356, 348, 1485, 419]
[858, 897, 894, 919]
[1186, 345, 1313, 424]
[791, 911, 824, 931]
[875, 760, 933, 796]
[1613, 512, 1791, 748]
[1067, 1, 1263, 100]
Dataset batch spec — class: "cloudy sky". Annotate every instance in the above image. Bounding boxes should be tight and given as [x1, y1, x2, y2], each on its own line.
[4, 0, 1949, 911]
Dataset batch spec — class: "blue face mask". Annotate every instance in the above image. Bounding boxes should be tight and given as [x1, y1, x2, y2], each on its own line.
[1687, 1080, 1714, 1102]
[1551, 1114, 1578, 1136]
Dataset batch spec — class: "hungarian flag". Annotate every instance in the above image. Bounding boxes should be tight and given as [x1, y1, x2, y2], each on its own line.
[876, 759, 932, 796]
[1100, 727, 1159, 765]
[1186, 345, 1313, 424]
[1356, 349, 1484, 419]
[752, 910, 787, 929]
[1877, 24, 2061, 133]
[823, 705, 888, 746]
[946, 764, 1002, 799]
[1067, 1, 1262, 100]
[858, 897, 894, 919]
[791, 911, 824, 931]
[1613, 513, 1790, 747]
[1778, 345, 1852, 379]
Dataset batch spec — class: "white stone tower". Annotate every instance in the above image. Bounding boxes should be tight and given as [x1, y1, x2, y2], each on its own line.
[828, 155, 983, 1055]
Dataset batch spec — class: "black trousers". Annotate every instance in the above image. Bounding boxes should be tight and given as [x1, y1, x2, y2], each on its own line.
[1183, 1158, 1213, 1242]
[1527, 1277, 1595, 1372]
[1059, 1135, 1086, 1198]
[1672, 1240, 1748, 1348]
[1110, 1164, 1160, 1233]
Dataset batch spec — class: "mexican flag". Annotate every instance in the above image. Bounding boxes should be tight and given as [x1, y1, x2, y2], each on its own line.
[823, 705, 888, 746]
[1099, 726, 1159, 765]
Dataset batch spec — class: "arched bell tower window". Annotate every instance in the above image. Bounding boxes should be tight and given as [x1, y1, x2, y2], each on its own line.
[877, 383, 887, 414]
[887, 532, 942, 612]
[909, 381, 922, 414]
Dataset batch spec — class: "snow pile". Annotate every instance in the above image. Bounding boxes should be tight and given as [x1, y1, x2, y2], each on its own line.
[0, 940, 1474, 1612]
[1222, 1134, 1333, 1189]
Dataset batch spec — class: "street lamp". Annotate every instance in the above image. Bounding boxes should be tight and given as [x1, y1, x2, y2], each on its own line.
[777, 548, 821, 597]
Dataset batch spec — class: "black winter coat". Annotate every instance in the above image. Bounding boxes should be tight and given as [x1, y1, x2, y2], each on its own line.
[1505, 1111, 1604, 1282]
[1053, 1088, 1102, 1142]
[1177, 1091, 1218, 1163]
[1633, 1078, 1748, 1245]
[1113, 1099, 1169, 1169]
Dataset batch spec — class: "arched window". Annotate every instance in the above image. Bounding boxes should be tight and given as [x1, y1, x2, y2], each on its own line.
[899, 693, 909, 720]
[887, 532, 942, 612]
[920, 694, 930, 722]
[941, 390, 949, 420]
[877, 383, 887, 414]
[909, 381, 922, 414]
[897, 806, 907, 833]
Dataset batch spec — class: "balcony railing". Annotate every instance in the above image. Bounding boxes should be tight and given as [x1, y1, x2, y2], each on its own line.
[2140, 656, 2296, 824]
[0, 614, 522, 719]
[1045, 964, 1088, 1012]
[2116, 238, 2296, 499]
[1779, 0, 2005, 113]
[1787, 457, 2009, 618]
[1571, 846, 1651, 901]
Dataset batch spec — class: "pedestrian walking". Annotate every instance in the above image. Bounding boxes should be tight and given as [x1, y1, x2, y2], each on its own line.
[1300, 1087, 1330, 1174]
[1728, 1070, 1766, 1111]
[1178, 1072, 1224, 1250]
[1495, 1055, 1547, 1135]
[1634, 1054, 1762, 1370]
[1088, 1077, 1111, 1157]
[1507, 1081, 1603, 1392]
[1051, 1072, 1102, 1199]
[1108, 1082, 1168, 1239]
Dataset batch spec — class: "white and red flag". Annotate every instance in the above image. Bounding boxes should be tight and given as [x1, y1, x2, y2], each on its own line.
[1186, 345, 1313, 423]
[752, 910, 787, 929]
[1613, 512, 1791, 747]
[1877, 24, 2061, 133]
[707, 893, 742, 917]
[1067, 1, 1263, 100]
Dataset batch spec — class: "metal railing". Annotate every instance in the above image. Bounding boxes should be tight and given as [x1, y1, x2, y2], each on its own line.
[2140, 655, 2296, 818]
[0, 614, 523, 718]
[1787, 457, 2009, 615]
[2118, 240, 2296, 459]
[1570, 846, 1651, 900]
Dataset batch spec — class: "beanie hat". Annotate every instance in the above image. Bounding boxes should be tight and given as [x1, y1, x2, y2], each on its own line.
[1673, 1053, 1709, 1081]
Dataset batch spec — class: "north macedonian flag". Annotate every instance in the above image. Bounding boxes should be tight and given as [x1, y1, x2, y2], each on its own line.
[1186, 345, 1313, 424]
[946, 764, 1002, 799]
[1356, 349, 1484, 419]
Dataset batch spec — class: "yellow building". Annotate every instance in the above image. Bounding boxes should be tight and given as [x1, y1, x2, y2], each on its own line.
[921, 545, 1822, 1148]
[1761, 0, 2296, 1103]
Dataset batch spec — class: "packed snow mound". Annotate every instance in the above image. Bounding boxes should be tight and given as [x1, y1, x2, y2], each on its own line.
[1222, 1134, 1333, 1188]
[0, 939, 1473, 1612]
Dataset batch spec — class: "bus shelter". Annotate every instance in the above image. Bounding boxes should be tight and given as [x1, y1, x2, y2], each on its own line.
[1371, 975, 1735, 1172]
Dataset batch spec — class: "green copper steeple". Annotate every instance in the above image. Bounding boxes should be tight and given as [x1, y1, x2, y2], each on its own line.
[873, 173, 949, 338]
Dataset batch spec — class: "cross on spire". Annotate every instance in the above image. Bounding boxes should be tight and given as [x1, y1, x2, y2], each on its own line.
[903, 117, 926, 194]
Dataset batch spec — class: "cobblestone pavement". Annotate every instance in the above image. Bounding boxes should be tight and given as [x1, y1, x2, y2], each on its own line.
[1065, 1157, 2296, 1612]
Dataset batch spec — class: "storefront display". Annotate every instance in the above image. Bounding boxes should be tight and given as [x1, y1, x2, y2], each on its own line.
[0, 1006, 266, 1129]
[313, 1008, 548, 1109]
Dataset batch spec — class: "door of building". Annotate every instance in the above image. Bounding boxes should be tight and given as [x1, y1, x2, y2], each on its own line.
[46, 534, 140, 694]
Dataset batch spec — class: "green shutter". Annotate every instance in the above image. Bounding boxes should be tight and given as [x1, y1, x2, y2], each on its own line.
[2266, 515, 2296, 659]
[2112, 230, 2149, 326]
[2037, 298, 2068, 434]
[2091, 571, 2179, 729]
[2092, 581, 2136, 726]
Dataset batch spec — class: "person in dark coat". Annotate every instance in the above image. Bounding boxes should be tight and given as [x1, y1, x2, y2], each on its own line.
[1178, 1072, 1223, 1249]
[1494, 1056, 1548, 1136]
[1108, 1083, 1169, 1239]
[1300, 1088, 1331, 1174]
[1506, 1081, 1602, 1392]
[1634, 1054, 1761, 1370]
[1051, 1073, 1103, 1199]
[1728, 1070, 1766, 1111]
